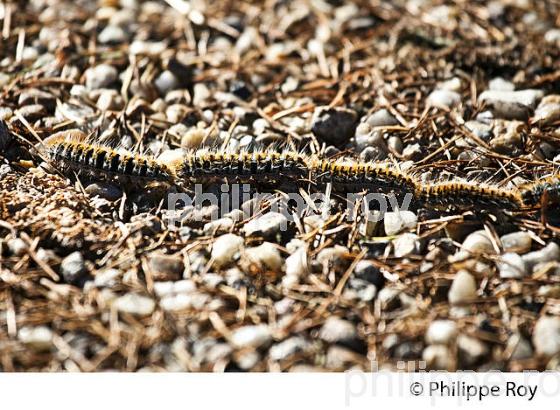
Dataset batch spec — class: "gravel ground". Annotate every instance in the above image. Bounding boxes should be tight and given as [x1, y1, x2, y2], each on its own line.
[1, 0, 560, 371]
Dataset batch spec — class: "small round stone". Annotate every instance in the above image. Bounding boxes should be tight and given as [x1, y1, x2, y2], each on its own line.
[18, 326, 54, 352]
[532, 316, 560, 357]
[85, 64, 118, 90]
[318, 317, 357, 343]
[60, 251, 88, 286]
[245, 242, 283, 271]
[448, 270, 477, 305]
[497, 253, 527, 279]
[114, 293, 156, 316]
[426, 320, 458, 345]
[500, 231, 532, 254]
[427, 89, 461, 109]
[211, 234, 244, 268]
[242, 212, 288, 238]
[230, 324, 272, 349]
[384, 211, 417, 235]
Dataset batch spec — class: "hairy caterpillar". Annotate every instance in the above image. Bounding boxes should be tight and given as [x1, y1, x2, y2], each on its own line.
[40, 130, 176, 183]
[38, 129, 557, 211]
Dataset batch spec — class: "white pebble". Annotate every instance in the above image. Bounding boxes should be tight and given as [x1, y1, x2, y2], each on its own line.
[245, 242, 283, 271]
[18, 326, 53, 351]
[230, 325, 272, 349]
[448, 270, 477, 304]
[383, 211, 417, 235]
[211, 234, 244, 268]
[497, 253, 527, 279]
[533, 316, 560, 357]
[426, 320, 458, 345]
[114, 294, 155, 316]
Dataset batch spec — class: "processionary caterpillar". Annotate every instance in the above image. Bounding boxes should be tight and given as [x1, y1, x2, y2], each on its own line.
[39, 130, 559, 211]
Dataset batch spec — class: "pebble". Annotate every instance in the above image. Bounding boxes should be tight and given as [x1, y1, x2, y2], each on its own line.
[522, 242, 560, 272]
[353, 260, 385, 289]
[98, 25, 128, 44]
[319, 317, 357, 343]
[393, 233, 421, 258]
[387, 136, 403, 154]
[18, 326, 54, 351]
[383, 211, 417, 235]
[7, 237, 28, 256]
[269, 337, 309, 361]
[93, 268, 121, 288]
[193, 83, 211, 106]
[427, 89, 461, 109]
[60, 251, 88, 286]
[425, 320, 458, 345]
[155, 70, 179, 95]
[311, 107, 358, 146]
[489, 77, 515, 91]
[479, 89, 543, 120]
[85, 64, 118, 90]
[500, 231, 532, 254]
[129, 40, 167, 56]
[242, 212, 288, 238]
[181, 128, 205, 149]
[96, 89, 123, 111]
[532, 316, 560, 357]
[203, 217, 235, 235]
[316, 245, 349, 273]
[283, 248, 308, 287]
[465, 120, 493, 140]
[402, 143, 422, 160]
[160, 293, 207, 312]
[365, 109, 399, 127]
[113, 294, 156, 316]
[422, 345, 453, 370]
[544, 28, 560, 44]
[153, 280, 196, 298]
[211, 234, 244, 268]
[85, 182, 122, 201]
[148, 253, 184, 281]
[497, 252, 528, 279]
[448, 270, 477, 304]
[245, 242, 283, 271]
[532, 103, 560, 125]
[462, 230, 495, 254]
[457, 335, 488, 366]
[235, 350, 260, 370]
[230, 324, 272, 349]
[507, 333, 534, 360]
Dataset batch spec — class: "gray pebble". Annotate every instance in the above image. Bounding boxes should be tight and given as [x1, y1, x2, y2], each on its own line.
[155, 70, 179, 95]
[427, 89, 461, 109]
[366, 109, 399, 127]
[532, 103, 560, 125]
[479, 89, 543, 120]
[522, 242, 560, 272]
[507, 333, 534, 360]
[85, 64, 118, 90]
[311, 107, 358, 146]
[60, 251, 88, 285]
[402, 143, 422, 160]
[500, 231, 532, 254]
[387, 136, 403, 154]
[85, 182, 122, 201]
[98, 25, 128, 44]
[242, 212, 288, 238]
[497, 253, 528, 279]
